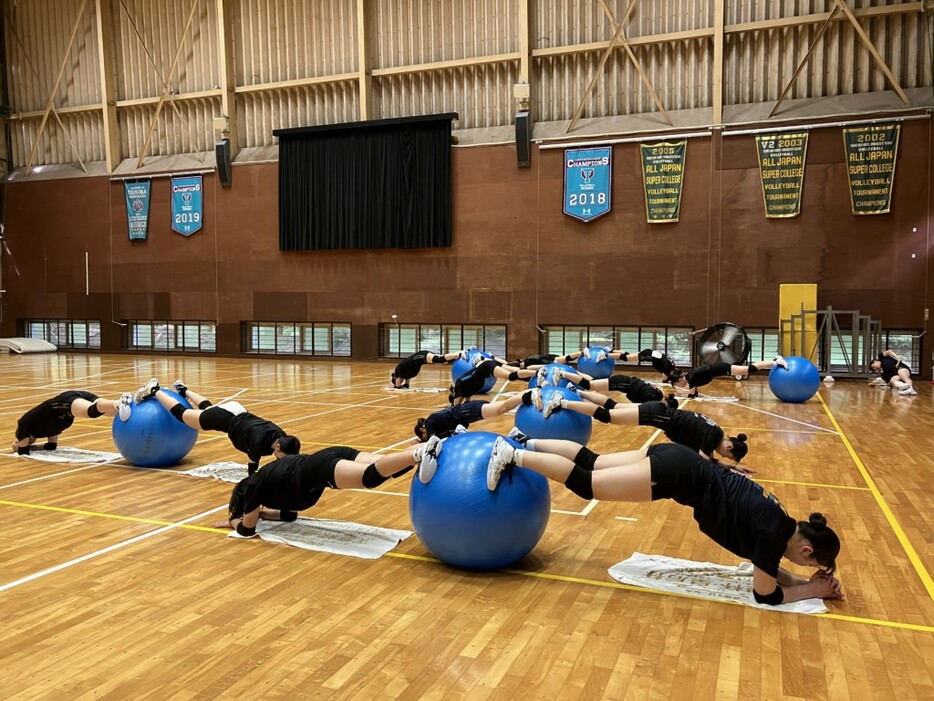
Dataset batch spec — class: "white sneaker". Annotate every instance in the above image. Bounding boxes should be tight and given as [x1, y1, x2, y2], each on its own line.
[550, 368, 564, 386]
[529, 387, 543, 411]
[118, 393, 133, 422]
[582, 347, 592, 360]
[773, 355, 788, 369]
[486, 437, 516, 491]
[453, 424, 468, 435]
[133, 378, 160, 403]
[458, 350, 467, 360]
[417, 434, 443, 484]
[173, 379, 188, 395]
[472, 354, 486, 368]
[899, 387, 918, 396]
[868, 377, 886, 387]
[535, 366, 550, 387]
[894, 381, 910, 391]
[506, 427, 529, 445]
[543, 391, 564, 418]
[594, 350, 608, 363]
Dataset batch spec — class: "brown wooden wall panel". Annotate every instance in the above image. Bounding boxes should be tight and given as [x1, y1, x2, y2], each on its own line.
[2, 121, 933, 371]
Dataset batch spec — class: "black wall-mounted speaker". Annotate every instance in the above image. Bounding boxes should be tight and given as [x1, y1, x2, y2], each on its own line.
[515, 110, 532, 168]
[215, 139, 232, 188]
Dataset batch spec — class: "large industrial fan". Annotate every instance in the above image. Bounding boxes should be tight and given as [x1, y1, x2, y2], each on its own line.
[695, 322, 751, 366]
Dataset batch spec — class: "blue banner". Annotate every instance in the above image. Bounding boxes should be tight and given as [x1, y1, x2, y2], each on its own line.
[563, 147, 612, 222]
[171, 175, 203, 236]
[124, 180, 151, 241]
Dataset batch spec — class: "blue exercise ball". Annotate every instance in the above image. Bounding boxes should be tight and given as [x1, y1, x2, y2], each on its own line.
[451, 350, 496, 394]
[112, 390, 198, 467]
[516, 385, 593, 445]
[409, 431, 551, 570]
[527, 362, 575, 389]
[768, 356, 821, 403]
[577, 347, 615, 379]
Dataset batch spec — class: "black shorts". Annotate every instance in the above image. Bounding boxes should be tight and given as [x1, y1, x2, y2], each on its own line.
[455, 400, 487, 425]
[199, 406, 235, 432]
[648, 443, 711, 507]
[609, 375, 662, 403]
[454, 361, 497, 397]
[638, 401, 673, 429]
[57, 390, 100, 408]
[300, 446, 362, 490]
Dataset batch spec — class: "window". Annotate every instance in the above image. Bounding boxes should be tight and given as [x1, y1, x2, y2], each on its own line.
[381, 323, 507, 358]
[541, 325, 694, 366]
[25, 319, 101, 349]
[881, 330, 922, 371]
[744, 328, 781, 363]
[242, 322, 351, 356]
[127, 321, 216, 352]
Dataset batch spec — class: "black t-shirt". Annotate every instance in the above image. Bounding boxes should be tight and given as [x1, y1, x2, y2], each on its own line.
[424, 400, 487, 438]
[666, 410, 724, 457]
[15, 391, 95, 440]
[394, 351, 431, 380]
[236, 454, 331, 514]
[228, 413, 285, 461]
[693, 470, 797, 577]
[686, 361, 731, 389]
[877, 354, 909, 381]
[523, 354, 557, 366]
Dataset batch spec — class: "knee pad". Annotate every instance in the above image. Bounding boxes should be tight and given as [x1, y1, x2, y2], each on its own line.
[508, 371, 520, 381]
[604, 398, 618, 410]
[573, 446, 598, 470]
[17, 445, 30, 455]
[199, 400, 212, 410]
[87, 403, 104, 419]
[747, 365, 759, 375]
[280, 510, 298, 522]
[577, 378, 591, 390]
[564, 466, 594, 500]
[170, 404, 188, 422]
[362, 464, 389, 489]
[43, 442, 57, 451]
[593, 407, 612, 424]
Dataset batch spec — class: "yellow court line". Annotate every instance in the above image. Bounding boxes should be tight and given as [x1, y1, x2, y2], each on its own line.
[0, 499, 223, 533]
[1, 496, 931, 634]
[817, 393, 934, 603]
[383, 553, 934, 634]
[755, 478, 870, 492]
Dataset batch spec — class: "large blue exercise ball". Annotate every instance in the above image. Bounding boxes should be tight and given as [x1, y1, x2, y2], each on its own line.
[577, 346, 615, 379]
[516, 385, 593, 445]
[112, 390, 198, 467]
[409, 431, 551, 570]
[451, 350, 496, 394]
[527, 362, 575, 389]
[768, 356, 820, 403]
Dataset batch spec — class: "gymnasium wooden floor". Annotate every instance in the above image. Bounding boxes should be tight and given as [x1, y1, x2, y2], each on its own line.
[0, 352, 931, 700]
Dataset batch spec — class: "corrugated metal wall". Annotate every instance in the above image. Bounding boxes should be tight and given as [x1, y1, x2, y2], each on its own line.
[2, 0, 931, 171]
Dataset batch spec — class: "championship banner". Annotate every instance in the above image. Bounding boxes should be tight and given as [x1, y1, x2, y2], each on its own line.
[640, 141, 686, 223]
[170, 175, 203, 235]
[563, 147, 612, 222]
[755, 132, 808, 218]
[124, 179, 151, 241]
[843, 124, 900, 215]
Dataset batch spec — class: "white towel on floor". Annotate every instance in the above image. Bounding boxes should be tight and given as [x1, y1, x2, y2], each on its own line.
[181, 462, 248, 483]
[14, 446, 124, 464]
[608, 552, 828, 614]
[382, 386, 446, 393]
[229, 516, 412, 559]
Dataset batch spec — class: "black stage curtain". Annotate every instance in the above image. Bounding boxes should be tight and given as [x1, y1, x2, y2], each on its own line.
[277, 114, 455, 251]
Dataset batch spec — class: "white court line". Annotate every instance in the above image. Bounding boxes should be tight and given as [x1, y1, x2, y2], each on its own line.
[0, 464, 100, 491]
[218, 388, 249, 403]
[579, 426, 666, 518]
[0, 505, 227, 593]
[615, 516, 638, 522]
[731, 402, 840, 434]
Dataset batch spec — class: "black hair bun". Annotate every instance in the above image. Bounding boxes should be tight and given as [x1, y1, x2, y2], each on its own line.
[809, 512, 827, 529]
[737, 433, 748, 442]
